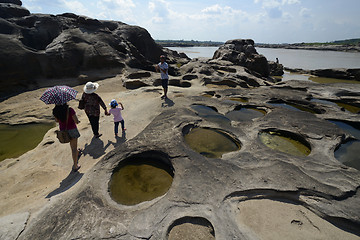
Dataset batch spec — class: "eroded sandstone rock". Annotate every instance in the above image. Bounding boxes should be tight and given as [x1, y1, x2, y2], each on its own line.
[213, 39, 271, 77]
[18, 81, 360, 239]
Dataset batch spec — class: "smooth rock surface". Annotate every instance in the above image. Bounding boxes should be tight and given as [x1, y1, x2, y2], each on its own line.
[12, 79, 360, 239]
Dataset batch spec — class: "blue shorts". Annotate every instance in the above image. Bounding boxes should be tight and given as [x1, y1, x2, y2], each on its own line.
[161, 79, 169, 89]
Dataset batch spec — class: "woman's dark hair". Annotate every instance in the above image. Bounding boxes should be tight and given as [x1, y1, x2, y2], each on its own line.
[53, 104, 69, 122]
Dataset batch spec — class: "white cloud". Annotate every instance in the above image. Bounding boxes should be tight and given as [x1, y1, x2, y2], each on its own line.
[93, 0, 136, 22]
[201, 4, 223, 14]
[62, 1, 91, 16]
[300, 7, 311, 18]
[148, 0, 171, 24]
[282, 0, 300, 5]
[256, 0, 300, 9]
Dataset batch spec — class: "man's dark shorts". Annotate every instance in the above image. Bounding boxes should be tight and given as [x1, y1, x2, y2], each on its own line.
[161, 78, 169, 89]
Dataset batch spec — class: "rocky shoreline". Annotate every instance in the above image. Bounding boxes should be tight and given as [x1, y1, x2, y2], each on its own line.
[1, 1, 360, 240]
[284, 67, 360, 81]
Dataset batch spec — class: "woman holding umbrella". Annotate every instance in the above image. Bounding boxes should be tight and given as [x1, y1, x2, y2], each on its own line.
[40, 86, 81, 172]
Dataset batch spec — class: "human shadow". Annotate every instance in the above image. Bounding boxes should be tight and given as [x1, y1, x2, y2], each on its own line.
[82, 136, 110, 159]
[46, 170, 84, 198]
[161, 97, 175, 108]
[106, 131, 127, 148]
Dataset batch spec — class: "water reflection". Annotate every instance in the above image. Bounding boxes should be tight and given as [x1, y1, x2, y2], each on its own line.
[328, 120, 360, 139]
[334, 140, 360, 171]
[329, 120, 360, 170]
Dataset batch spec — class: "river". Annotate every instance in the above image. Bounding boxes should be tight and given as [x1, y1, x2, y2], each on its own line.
[169, 46, 360, 70]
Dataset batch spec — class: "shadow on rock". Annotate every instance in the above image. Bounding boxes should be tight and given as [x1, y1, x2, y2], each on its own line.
[82, 137, 109, 159]
[46, 171, 84, 198]
[107, 132, 127, 148]
[162, 97, 175, 108]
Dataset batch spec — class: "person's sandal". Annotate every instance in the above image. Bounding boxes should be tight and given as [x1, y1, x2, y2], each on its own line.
[72, 165, 81, 172]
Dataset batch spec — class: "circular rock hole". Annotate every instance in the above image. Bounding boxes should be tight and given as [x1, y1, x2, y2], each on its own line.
[167, 217, 215, 240]
[109, 151, 174, 205]
[259, 129, 311, 157]
[228, 97, 249, 103]
[190, 104, 231, 126]
[225, 106, 266, 122]
[334, 139, 360, 171]
[183, 126, 241, 158]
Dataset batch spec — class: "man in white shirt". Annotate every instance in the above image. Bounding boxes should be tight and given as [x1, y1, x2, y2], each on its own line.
[155, 55, 169, 99]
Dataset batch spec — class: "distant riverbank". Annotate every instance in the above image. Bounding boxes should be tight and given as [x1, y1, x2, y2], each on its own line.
[255, 43, 360, 52]
[156, 40, 223, 47]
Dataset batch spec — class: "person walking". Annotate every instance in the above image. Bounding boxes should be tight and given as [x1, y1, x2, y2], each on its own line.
[155, 55, 169, 99]
[80, 82, 108, 138]
[53, 104, 81, 172]
[107, 99, 126, 137]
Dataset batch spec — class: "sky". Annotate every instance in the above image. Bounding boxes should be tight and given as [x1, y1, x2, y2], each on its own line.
[21, 0, 360, 44]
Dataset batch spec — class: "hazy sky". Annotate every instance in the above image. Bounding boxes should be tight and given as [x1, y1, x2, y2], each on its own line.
[21, 0, 360, 44]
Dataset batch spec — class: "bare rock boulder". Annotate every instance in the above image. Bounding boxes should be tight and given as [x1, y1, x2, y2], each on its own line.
[213, 39, 270, 77]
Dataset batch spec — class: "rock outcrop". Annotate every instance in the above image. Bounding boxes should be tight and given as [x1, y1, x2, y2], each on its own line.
[311, 68, 360, 81]
[285, 67, 360, 81]
[213, 39, 270, 78]
[0, 0, 29, 19]
[0, 4, 188, 100]
[268, 60, 284, 76]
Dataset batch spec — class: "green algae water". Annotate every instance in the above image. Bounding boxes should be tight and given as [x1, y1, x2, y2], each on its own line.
[109, 158, 174, 205]
[228, 97, 249, 103]
[309, 76, 360, 85]
[334, 102, 360, 114]
[0, 123, 54, 162]
[184, 127, 241, 158]
[259, 131, 311, 157]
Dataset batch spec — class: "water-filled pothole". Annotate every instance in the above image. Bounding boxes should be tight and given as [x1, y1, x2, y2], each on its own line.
[109, 151, 174, 205]
[335, 139, 360, 171]
[268, 101, 319, 114]
[228, 97, 249, 103]
[329, 120, 360, 170]
[191, 104, 231, 126]
[0, 123, 55, 162]
[225, 106, 266, 122]
[259, 129, 311, 157]
[184, 127, 241, 158]
[334, 102, 360, 114]
[310, 98, 337, 106]
[190, 104, 218, 115]
[167, 217, 215, 240]
[328, 120, 360, 139]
